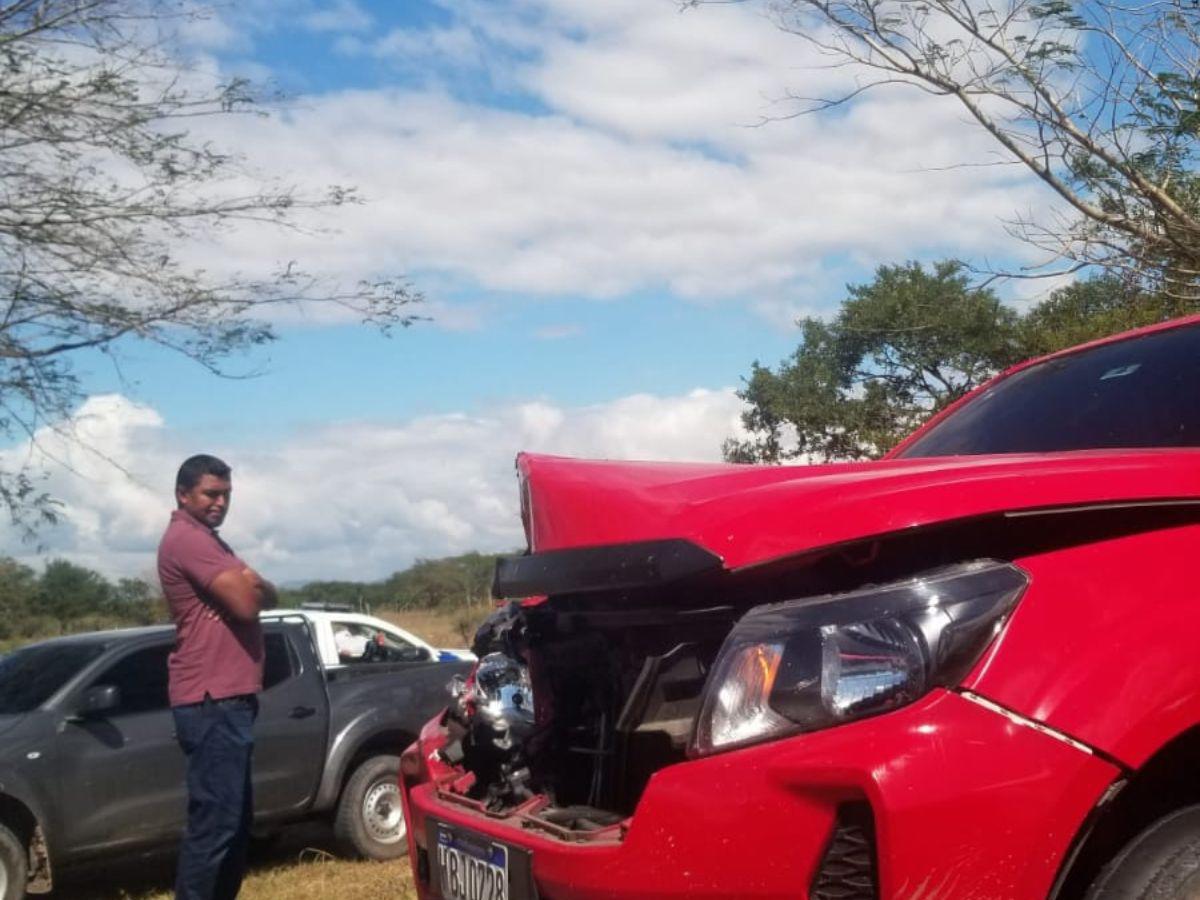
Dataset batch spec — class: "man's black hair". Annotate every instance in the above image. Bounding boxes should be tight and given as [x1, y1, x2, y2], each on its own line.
[175, 454, 231, 494]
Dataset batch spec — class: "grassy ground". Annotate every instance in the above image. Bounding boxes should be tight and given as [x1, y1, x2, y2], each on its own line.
[50, 823, 419, 899]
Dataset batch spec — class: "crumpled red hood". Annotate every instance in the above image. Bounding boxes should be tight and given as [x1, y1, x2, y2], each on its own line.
[517, 450, 1200, 569]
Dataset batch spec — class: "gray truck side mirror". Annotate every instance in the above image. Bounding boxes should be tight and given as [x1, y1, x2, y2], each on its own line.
[79, 684, 120, 717]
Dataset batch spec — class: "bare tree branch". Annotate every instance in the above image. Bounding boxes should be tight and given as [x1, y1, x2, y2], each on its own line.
[689, 0, 1200, 300]
[0, 0, 424, 532]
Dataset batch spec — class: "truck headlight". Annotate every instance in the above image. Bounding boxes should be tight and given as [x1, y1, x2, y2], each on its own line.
[691, 560, 1029, 755]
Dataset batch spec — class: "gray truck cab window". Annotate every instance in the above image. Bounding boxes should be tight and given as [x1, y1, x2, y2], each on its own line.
[263, 632, 297, 689]
[0, 642, 108, 713]
[91, 645, 170, 715]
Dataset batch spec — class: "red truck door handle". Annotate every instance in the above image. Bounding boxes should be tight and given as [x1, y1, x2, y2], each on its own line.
[289, 706, 317, 719]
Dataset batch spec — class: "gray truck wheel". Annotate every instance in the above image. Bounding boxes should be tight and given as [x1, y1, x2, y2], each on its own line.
[334, 755, 408, 860]
[0, 823, 27, 900]
[1086, 805, 1200, 899]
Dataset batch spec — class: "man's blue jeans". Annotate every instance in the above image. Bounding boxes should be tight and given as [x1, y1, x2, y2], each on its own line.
[172, 694, 258, 900]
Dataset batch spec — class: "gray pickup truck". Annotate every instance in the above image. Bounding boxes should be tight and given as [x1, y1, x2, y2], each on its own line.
[0, 618, 469, 899]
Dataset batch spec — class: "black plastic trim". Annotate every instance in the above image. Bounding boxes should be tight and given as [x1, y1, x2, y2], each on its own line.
[492, 539, 724, 598]
[811, 803, 879, 900]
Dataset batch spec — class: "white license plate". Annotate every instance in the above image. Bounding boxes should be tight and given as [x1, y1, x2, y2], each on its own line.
[436, 824, 510, 900]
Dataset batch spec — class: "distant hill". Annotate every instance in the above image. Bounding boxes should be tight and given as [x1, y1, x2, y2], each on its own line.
[278, 550, 514, 613]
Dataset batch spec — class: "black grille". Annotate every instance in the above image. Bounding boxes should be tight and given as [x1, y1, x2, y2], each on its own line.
[810, 805, 878, 900]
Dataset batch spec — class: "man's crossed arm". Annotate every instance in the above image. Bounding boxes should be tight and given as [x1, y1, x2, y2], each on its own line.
[209, 566, 279, 623]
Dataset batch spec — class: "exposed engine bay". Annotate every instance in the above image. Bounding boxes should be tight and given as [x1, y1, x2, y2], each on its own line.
[438, 598, 737, 832]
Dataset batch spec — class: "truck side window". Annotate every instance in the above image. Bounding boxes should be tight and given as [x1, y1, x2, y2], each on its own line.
[333, 621, 427, 664]
[263, 633, 297, 690]
[333, 621, 374, 662]
[91, 645, 170, 715]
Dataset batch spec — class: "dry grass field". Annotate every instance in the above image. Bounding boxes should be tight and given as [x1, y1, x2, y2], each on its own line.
[48, 608, 491, 899]
[380, 606, 493, 650]
[50, 824, 419, 899]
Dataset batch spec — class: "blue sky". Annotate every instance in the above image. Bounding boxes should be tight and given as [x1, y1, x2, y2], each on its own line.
[2, 0, 1054, 582]
[80, 296, 800, 434]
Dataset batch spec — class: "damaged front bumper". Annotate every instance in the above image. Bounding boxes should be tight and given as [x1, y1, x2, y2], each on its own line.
[402, 689, 1119, 900]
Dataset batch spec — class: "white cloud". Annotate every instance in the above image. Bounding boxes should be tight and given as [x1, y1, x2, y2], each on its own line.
[301, 0, 374, 34]
[510, 0, 842, 143]
[169, 0, 373, 62]
[176, 7, 250, 52]
[344, 24, 486, 69]
[167, 0, 1058, 326]
[188, 87, 1045, 305]
[1, 390, 749, 584]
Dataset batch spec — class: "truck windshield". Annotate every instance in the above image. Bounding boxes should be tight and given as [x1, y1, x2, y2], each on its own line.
[0, 641, 108, 714]
[899, 322, 1200, 458]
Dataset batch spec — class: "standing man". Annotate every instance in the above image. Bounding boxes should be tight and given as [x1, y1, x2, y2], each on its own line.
[158, 454, 277, 900]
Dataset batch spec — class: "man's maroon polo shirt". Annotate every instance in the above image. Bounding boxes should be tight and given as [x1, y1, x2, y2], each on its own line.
[157, 509, 264, 707]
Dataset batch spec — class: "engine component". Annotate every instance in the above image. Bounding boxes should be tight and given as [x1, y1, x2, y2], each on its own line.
[445, 604, 540, 808]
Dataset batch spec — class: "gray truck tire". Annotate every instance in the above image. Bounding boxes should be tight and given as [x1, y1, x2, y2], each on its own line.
[1086, 805, 1200, 899]
[0, 823, 27, 900]
[333, 754, 408, 860]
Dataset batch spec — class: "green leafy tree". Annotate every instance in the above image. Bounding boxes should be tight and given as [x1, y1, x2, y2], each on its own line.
[726, 261, 1024, 462]
[114, 578, 152, 606]
[0, 560, 167, 645]
[0, 1, 423, 532]
[276, 553, 509, 614]
[278, 580, 374, 611]
[113, 577, 165, 625]
[0, 557, 36, 639]
[384, 553, 499, 610]
[1017, 276, 1172, 356]
[38, 558, 113, 631]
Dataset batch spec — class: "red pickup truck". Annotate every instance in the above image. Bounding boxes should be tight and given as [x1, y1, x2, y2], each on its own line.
[401, 314, 1200, 900]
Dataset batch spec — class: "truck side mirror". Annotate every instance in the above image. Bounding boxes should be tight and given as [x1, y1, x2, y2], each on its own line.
[79, 684, 120, 717]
